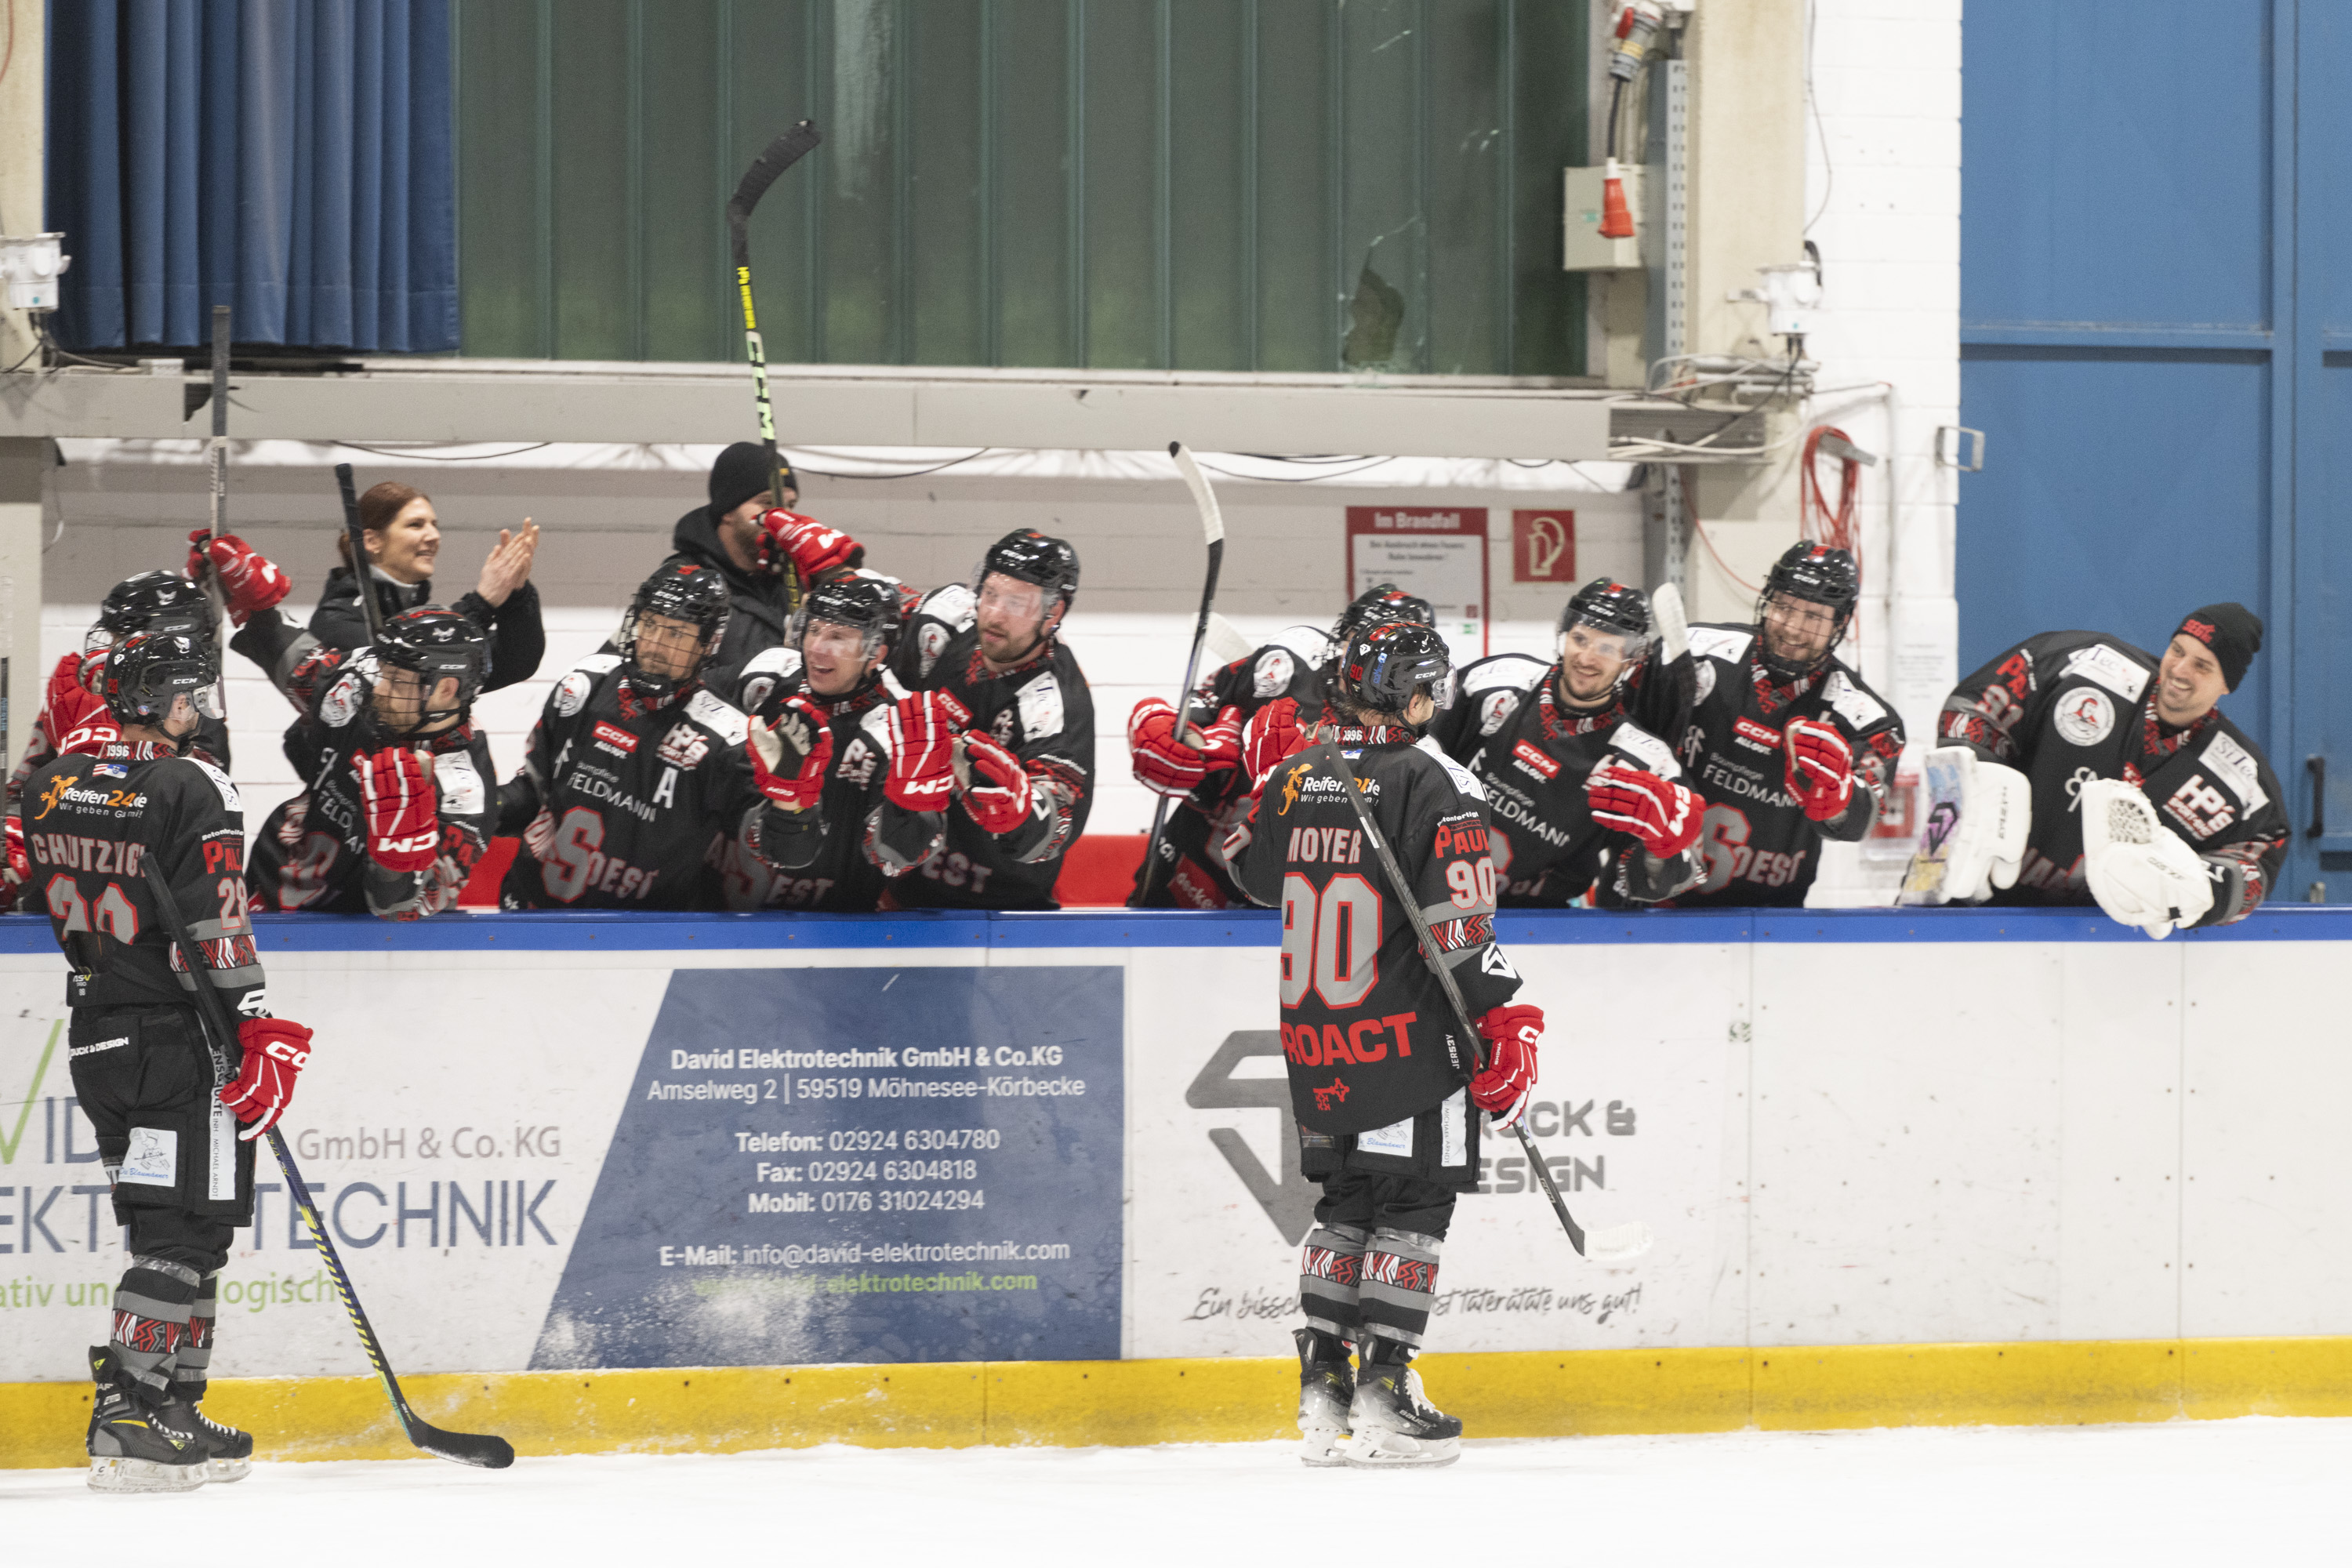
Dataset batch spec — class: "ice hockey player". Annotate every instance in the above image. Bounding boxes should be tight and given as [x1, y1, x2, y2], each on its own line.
[1233, 620, 1544, 1468]
[1127, 585, 1434, 909]
[20, 630, 314, 1492]
[1927, 603, 2285, 933]
[304, 483, 544, 691]
[241, 608, 498, 919]
[1628, 543, 1903, 906]
[1431, 579, 1704, 906]
[652, 441, 866, 685]
[881, 530, 1094, 909]
[499, 561, 833, 909]
[721, 573, 911, 911]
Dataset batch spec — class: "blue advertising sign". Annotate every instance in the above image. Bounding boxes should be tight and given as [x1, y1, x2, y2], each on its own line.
[532, 965, 1124, 1367]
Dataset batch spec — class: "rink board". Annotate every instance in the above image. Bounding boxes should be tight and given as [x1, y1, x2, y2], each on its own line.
[5, 906, 2352, 1404]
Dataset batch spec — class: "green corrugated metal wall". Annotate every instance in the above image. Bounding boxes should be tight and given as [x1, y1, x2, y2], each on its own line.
[453, 0, 1588, 374]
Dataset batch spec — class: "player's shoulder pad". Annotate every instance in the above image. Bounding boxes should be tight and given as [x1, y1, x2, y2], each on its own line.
[1017, 670, 1065, 740]
[686, 688, 750, 746]
[2057, 638, 2153, 703]
[735, 646, 805, 713]
[1459, 652, 1548, 694]
[1820, 668, 1890, 733]
[2198, 725, 2272, 814]
[316, 656, 375, 730]
[176, 755, 242, 812]
[859, 700, 898, 750]
[434, 748, 488, 818]
[1415, 735, 1488, 802]
[553, 652, 625, 719]
[1247, 644, 1298, 701]
[917, 583, 978, 631]
[1609, 722, 1682, 780]
[1688, 624, 1754, 666]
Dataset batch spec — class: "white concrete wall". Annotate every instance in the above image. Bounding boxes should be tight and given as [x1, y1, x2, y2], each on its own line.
[38, 441, 1642, 849]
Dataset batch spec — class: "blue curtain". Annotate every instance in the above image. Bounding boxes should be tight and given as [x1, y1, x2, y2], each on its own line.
[47, 0, 458, 352]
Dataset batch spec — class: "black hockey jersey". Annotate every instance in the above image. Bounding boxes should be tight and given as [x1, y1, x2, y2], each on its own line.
[716, 646, 906, 913]
[499, 656, 811, 909]
[891, 627, 1095, 912]
[247, 648, 498, 919]
[1430, 654, 1698, 906]
[1235, 727, 1523, 1136]
[1628, 622, 1904, 907]
[21, 740, 263, 1014]
[1940, 630, 2287, 924]
[1136, 634, 1330, 909]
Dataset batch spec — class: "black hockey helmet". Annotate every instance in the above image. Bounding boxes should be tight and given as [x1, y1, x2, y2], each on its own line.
[89, 570, 210, 654]
[101, 629, 223, 737]
[1559, 578, 1650, 643]
[618, 560, 732, 697]
[1755, 542, 1860, 677]
[789, 571, 903, 662]
[1332, 621, 1453, 720]
[376, 606, 489, 732]
[975, 529, 1080, 610]
[1332, 583, 1436, 650]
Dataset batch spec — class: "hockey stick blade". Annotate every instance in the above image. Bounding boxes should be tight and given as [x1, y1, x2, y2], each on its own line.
[1167, 441, 1227, 545]
[1582, 1219, 1656, 1265]
[389, 1403, 517, 1469]
[727, 122, 823, 238]
[1650, 582, 1690, 664]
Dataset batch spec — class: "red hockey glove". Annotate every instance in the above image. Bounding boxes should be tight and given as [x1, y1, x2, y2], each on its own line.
[1471, 1004, 1543, 1131]
[956, 731, 1036, 833]
[1127, 699, 1242, 798]
[754, 509, 865, 580]
[1784, 717, 1856, 822]
[1586, 760, 1703, 858]
[350, 746, 440, 873]
[221, 1018, 313, 1140]
[3, 815, 25, 893]
[747, 695, 835, 813]
[884, 690, 965, 811]
[1241, 696, 1318, 789]
[187, 530, 292, 626]
[56, 714, 120, 759]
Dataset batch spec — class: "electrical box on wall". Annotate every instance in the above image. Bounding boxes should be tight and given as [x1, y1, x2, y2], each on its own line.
[1563, 165, 1643, 271]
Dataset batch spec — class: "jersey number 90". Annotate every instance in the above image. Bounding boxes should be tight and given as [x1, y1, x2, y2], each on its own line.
[1280, 873, 1381, 1009]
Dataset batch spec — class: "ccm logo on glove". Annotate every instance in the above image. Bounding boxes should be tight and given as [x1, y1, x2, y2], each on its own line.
[351, 747, 441, 874]
[221, 1018, 314, 1140]
[1471, 1003, 1542, 1132]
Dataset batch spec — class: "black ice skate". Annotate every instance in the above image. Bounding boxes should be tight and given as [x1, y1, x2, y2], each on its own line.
[85, 1347, 208, 1494]
[1294, 1327, 1355, 1467]
[184, 1400, 254, 1483]
[1344, 1345, 1461, 1468]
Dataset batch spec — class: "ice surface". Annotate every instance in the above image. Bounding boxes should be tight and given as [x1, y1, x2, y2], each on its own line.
[4, 1417, 2343, 1567]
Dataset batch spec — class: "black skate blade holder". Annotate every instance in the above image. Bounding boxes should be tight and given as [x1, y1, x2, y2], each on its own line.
[1304, 742, 1654, 1265]
[140, 857, 516, 1468]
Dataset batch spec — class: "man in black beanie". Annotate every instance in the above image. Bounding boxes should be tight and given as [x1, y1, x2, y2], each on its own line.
[1915, 602, 2286, 934]
[645, 441, 868, 688]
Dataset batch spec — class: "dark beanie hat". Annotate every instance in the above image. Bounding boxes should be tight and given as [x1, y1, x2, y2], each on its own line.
[708, 441, 797, 516]
[2176, 602, 2263, 691]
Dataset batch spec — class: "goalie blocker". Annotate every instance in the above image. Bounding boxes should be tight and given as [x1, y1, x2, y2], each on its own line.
[1921, 608, 2285, 935]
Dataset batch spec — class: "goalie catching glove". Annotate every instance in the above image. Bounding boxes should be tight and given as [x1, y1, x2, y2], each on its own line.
[1586, 761, 1702, 858]
[1127, 697, 1243, 797]
[1470, 1004, 1543, 1132]
[747, 695, 835, 813]
[221, 1018, 314, 1139]
[2080, 777, 2216, 939]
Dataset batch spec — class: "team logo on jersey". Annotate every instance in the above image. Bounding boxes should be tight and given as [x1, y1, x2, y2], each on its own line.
[1733, 717, 1781, 753]
[2054, 688, 2115, 746]
[553, 670, 595, 717]
[319, 673, 362, 728]
[1254, 648, 1296, 700]
[837, 736, 879, 786]
[2162, 774, 2236, 839]
[1480, 690, 1519, 736]
[592, 721, 639, 757]
[1512, 740, 1559, 779]
[656, 723, 710, 770]
[1279, 760, 1313, 814]
[2063, 765, 2100, 810]
[1310, 1076, 1350, 1112]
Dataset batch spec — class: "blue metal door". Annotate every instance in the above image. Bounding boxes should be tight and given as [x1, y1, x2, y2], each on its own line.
[1961, 0, 2337, 898]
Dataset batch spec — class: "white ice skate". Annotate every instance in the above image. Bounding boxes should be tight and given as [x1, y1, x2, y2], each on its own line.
[1294, 1327, 1354, 1467]
[1343, 1358, 1461, 1468]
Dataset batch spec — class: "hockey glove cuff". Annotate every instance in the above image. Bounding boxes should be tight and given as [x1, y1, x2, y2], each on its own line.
[955, 731, 1036, 833]
[1471, 1004, 1543, 1131]
[187, 530, 293, 626]
[223, 1018, 314, 1140]
[748, 695, 835, 814]
[1586, 761, 1703, 858]
[1784, 717, 1857, 822]
[352, 746, 441, 874]
[884, 691, 966, 811]
[756, 509, 866, 581]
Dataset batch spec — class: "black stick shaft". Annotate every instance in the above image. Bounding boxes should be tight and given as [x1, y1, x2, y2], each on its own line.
[333, 463, 385, 645]
[1138, 537, 1225, 902]
[201, 305, 232, 633]
[727, 122, 822, 615]
[1304, 740, 1592, 1256]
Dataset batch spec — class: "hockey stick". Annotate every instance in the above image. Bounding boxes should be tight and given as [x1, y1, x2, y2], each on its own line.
[1303, 740, 1653, 1265]
[1133, 441, 1229, 906]
[333, 463, 385, 647]
[138, 857, 516, 1470]
[199, 305, 232, 635]
[1649, 581, 1693, 748]
[726, 122, 825, 614]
